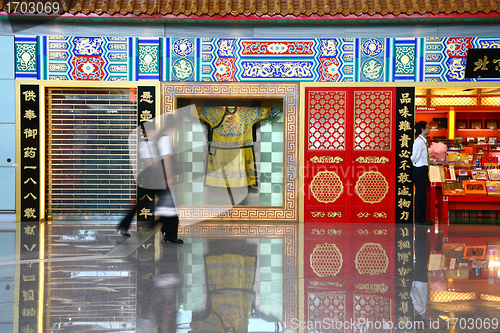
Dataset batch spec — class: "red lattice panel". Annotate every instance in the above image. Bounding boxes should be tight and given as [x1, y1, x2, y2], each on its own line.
[308, 91, 346, 150]
[354, 91, 392, 150]
[308, 292, 345, 332]
[352, 295, 392, 333]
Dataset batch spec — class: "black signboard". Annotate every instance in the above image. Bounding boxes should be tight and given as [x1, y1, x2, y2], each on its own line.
[465, 48, 500, 79]
[395, 87, 415, 225]
[137, 86, 156, 223]
[20, 85, 40, 222]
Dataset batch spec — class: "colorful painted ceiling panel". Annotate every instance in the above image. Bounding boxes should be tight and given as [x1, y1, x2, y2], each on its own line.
[14, 36, 500, 82]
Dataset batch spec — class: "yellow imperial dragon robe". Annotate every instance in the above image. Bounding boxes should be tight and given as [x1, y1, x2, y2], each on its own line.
[197, 106, 281, 188]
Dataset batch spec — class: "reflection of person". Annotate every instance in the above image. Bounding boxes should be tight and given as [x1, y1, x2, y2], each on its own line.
[118, 115, 182, 243]
[156, 119, 182, 243]
[411, 121, 432, 225]
[411, 225, 431, 323]
[136, 243, 181, 332]
[193, 105, 281, 188]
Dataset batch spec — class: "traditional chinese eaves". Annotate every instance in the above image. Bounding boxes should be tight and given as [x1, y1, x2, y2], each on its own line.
[1, 0, 500, 19]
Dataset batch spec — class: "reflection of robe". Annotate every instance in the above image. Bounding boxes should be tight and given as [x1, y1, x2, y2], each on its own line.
[198, 106, 280, 188]
[190, 254, 257, 333]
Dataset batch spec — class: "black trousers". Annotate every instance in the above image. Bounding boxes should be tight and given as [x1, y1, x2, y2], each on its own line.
[413, 166, 428, 223]
[118, 188, 179, 239]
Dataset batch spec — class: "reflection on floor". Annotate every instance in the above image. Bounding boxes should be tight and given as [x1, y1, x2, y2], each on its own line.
[1, 220, 500, 332]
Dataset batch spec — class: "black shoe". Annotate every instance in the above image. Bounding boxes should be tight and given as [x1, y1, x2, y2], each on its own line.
[117, 226, 131, 237]
[164, 238, 183, 243]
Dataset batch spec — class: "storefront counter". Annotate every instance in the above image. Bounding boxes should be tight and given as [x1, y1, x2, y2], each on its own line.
[440, 195, 500, 219]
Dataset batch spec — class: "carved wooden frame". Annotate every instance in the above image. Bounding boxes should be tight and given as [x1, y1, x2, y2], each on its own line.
[162, 82, 299, 221]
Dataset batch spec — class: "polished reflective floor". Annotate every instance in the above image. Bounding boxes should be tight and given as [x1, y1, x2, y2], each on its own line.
[2, 219, 500, 332]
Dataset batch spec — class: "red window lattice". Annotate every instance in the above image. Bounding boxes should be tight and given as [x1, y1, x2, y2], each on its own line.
[353, 295, 392, 332]
[308, 292, 345, 332]
[308, 91, 346, 150]
[354, 91, 392, 150]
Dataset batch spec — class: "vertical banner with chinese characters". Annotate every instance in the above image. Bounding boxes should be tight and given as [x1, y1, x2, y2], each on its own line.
[395, 88, 415, 225]
[17, 222, 42, 333]
[20, 85, 40, 222]
[137, 86, 156, 223]
[395, 225, 414, 333]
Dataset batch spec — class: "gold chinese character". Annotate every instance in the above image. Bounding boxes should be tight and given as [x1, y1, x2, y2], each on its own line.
[22, 308, 36, 317]
[400, 227, 409, 237]
[23, 208, 37, 219]
[23, 274, 36, 281]
[398, 267, 412, 276]
[140, 91, 154, 103]
[397, 172, 411, 183]
[24, 225, 37, 235]
[399, 160, 410, 171]
[23, 178, 37, 185]
[399, 277, 409, 288]
[139, 207, 153, 218]
[21, 325, 35, 333]
[23, 193, 37, 200]
[398, 198, 411, 209]
[399, 133, 411, 148]
[400, 92, 412, 104]
[24, 166, 37, 170]
[398, 120, 412, 131]
[399, 301, 409, 313]
[473, 56, 489, 71]
[400, 211, 409, 221]
[140, 194, 153, 201]
[398, 105, 412, 117]
[494, 59, 500, 71]
[140, 110, 153, 122]
[399, 150, 410, 159]
[399, 291, 410, 299]
[22, 289, 35, 301]
[23, 244, 37, 252]
[398, 251, 411, 265]
[24, 110, 37, 120]
[142, 243, 153, 249]
[23, 147, 37, 158]
[398, 316, 412, 325]
[398, 186, 411, 196]
[23, 90, 37, 102]
[24, 128, 38, 139]
[397, 239, 411, 249]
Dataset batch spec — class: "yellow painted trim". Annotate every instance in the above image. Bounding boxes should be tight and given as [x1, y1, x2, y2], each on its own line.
[15, 79, 160, 88]
[13, 220, 21, 333]
[40, 86, 46, 221]
[38, 223, 45, 333]
[15, 79, 161, 222]
[299, 83, 306, 223]
[15, 80, 21, 222]
[298, 222, 304, 333]
[300, 81, 500, 89]
[449, 107, 455, 140]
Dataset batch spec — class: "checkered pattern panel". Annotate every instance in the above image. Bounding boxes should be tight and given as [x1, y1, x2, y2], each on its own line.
[257, 238, 283, 321]
[176, 110, 283, 207]
[178, 238, 205, 312]
[259, 112, 284, 207]
[176, 117, 206, 206]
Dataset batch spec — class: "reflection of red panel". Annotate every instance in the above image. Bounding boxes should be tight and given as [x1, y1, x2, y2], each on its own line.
[304, 224, 396, 332]
[305, 87, 395, 223]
